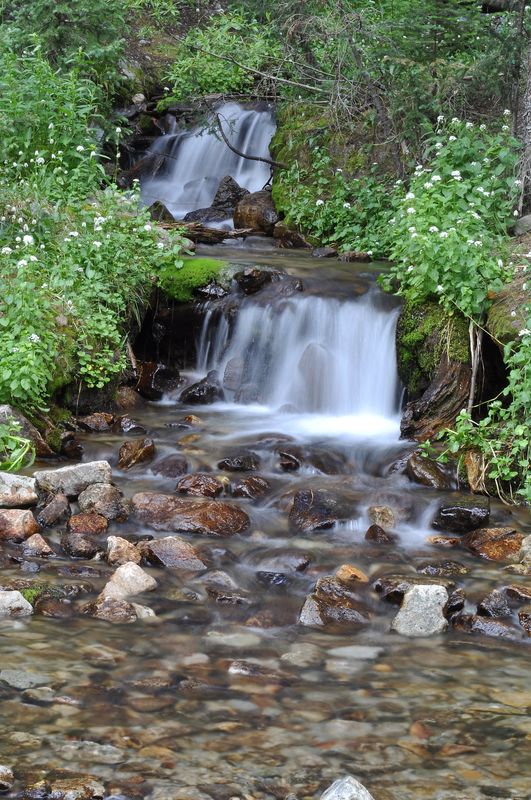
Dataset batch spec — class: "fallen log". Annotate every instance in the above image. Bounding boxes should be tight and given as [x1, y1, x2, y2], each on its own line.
[158, 221, 258, 244]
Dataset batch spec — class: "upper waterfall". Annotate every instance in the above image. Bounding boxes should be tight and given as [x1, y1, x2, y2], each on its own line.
[140, 102, 276, 220]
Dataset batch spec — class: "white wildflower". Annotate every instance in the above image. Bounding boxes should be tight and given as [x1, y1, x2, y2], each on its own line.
[436, 284, 443, 292]
[143, 223, 153, 231]
[519, 328, 531, 337]
[1, 246, 13, 254]
[440, 231, 449, 238]
[315, 199, 324, 206]
[36, 156, 45, 165]
[407, 265, 414, 273]
[510, 311, 516, 317]
[408, 226, 416, 233]
[503, 109, 511, 116]
[451, 117, 459, 124]
[17, 259, 28, 267]
[432, 175, 442, 182]
[406, 207, 415, 214]
[449, 135, 457, 141]
[22, 234, 34, 246]
[69, 231, 79, 237]
[513, 210, 519, 217]
[343, 202, 351, 208]
[93, 241, 102, 248]
[405, 191, 415, 200]
[451, 170, 461, 177]
[156, 242, 164, 249]
[434, 142, 443, 150]
[466, 122, 473, 129]
[437, 115, 444, 123]
[479, 124, 486, 131]
[29, 333, 40, 343]
[429, 226, 439, 233]
[502, 125, 509, 132]
[115, 127, 122, 134]
[424, 182, 433, 189]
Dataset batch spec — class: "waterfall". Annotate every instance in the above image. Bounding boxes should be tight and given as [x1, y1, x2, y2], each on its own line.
[197, 291, 401, 421]
[141, 102, 276, 220]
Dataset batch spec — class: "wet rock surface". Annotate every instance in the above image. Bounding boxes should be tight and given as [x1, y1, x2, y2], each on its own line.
[176, 473, 224, 498]
[131, 492, 250, 536]
[34, 461, 112, 497]
[462, 526, 523, 561]
[0, 472, 38, 508]
[431, 496, 490, 532]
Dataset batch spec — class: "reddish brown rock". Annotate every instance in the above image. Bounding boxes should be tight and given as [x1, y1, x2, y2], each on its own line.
[77, 412, 115, 432]
[22, 533, 54, 558]
[61, 531, 104, 559]
[139, 536, 207, 570]
[78, 483, 129, 521]
[67, 513, 108, 535]
[0, 509, 40, 542]
[83, 596, 137, 623]
[335, 564, 369, 585]
[37, 494, 71, 527]
[218, 452, 260, 472]
[299, 576, 371, 628]
[233, 190, 278, 235]
[365, 524, 397, 544]
[462, 527, 523, 561]
[151, 454, 189, 478]
[118, 438, 155, 470]
[289, 489, 346, 533]
[131, 492, 250, 537]
[406, 452, 452, 489]
[176, 473, 224, 498]
[231, 475, 271, 499]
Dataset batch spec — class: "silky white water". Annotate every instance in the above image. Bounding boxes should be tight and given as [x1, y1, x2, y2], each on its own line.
[141, 102, 276, 219]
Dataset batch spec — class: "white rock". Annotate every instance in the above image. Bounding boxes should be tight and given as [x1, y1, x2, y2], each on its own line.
[321, 775, 375, 800]
[34, 461, 112, 497]
[0, 764, 14, 791]
[391, 584, 448, 637]
[0, 590, 33, 617]
[101, 562, 157, 600]
[0, 472, 37, 507]
[132, 602, 157, 620]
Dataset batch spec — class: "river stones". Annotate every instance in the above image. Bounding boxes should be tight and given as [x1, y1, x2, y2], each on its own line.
[299, 576, 371, 628]
[77, 412, 115, 432]
[218, 451, 261, 471]
[453, 614, 523, 641]
[0, 766, 14, 791]
[151, 454, 189, 478]
[61, 530, 105, 559]
[131, 492, 250, 536]
[67, 513, 108, 535]
[37, 493, 71, 527]
[431, 495, 490, 532]
[118, 438, 155, 470]
[391, 584, 449, 637]
[0, 508, 40, 542]
[405, 452, 452, 489]
[34, 461, 112, 497]
[180, 370, 224, 405]
[372, 574, 455, 604]
[0, 472, 37, 508]
[320, 773, 375, 798]
[78, 483, 129, 521]
[289, 489, 351, 532]
[139, 536, 207, 570]
[365, 524, 397, 544]
[22, 533, 54, 558]
[100, 562, 157, 600]
[477, 589, 511, 618]
[416, 560, 469, 577]
[231, 475, 271, 499]
[176, 473, 224, 498]
[462, 527, 523, 561]
[518, 606, 531, 635]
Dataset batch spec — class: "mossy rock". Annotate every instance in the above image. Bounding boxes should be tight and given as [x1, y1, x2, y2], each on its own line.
[486, 275, 528, 350]
[396, 299, 470, 401]
[156, 256, 228, 303]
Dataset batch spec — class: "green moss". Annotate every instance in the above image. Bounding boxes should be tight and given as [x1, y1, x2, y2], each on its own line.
[396, 299, 470, 399]
[20, 584, 64, 606]
[486, 277, 527, 348]
[157, 256, 228, 303]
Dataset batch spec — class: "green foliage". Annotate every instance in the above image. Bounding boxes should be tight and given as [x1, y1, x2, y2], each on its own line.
[0, 421, 35, 472]
[157, 257, 227, 303]
[125, 0, 182, 25]
[163, 10, 281, 103]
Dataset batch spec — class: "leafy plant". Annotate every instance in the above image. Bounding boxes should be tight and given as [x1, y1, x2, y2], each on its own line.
[0, 421, 35, 472]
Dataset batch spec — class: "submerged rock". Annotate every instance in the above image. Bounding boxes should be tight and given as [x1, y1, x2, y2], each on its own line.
[518, 606, 531, 635]
[431, 496, 490, 533]
[151, 454, 189, 478]
[218, 452, 261, 472]
[365, 524, 397, 544]
[299, 576, 371, 628]
[118, 438, 155, 470]
[34, 461, 112, 498]
[0, 508, 40, 542]
[176, 473, 224, 498]
[180, 370, 224, 405]
[0, 472, 37, 508]
[453, 614, 523, 641]
[83, 595, 138, 624]
[131, 492, 250, 536]
[231, 475, 271, 499]
[391, 584, 448, 637]
[477, 589, 511, 618]
[320, 775, 375, 800]
[462, 527, 523, 561]
[139, 535, 207, 570]
[0, 765, 14, 791]
[289, 489, 349, 533]
[77, 412, 114, 432]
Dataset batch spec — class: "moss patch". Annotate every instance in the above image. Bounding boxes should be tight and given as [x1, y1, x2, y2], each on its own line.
[396, 299, 470, 400]
[156, 257, 228, 303]
[486, 275, 528, 348]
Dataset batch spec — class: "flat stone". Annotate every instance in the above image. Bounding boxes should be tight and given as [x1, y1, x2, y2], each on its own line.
[78, 483, 129, 521]
[67, 513, 108, 535]
[0, 472, 37, 507]
[140, 536, 207, 570]
[391, 584, 448, 637]
[131, 492, 250, 536]
[463, 527, 523, 561]
[320, 775, 375, 800]
[100, 562, 157, 600]
[299, 577, 371, 628]
[0, 508, 40, 542]
[34, 461, 112, 497]
[327, 645, 384, 660]
[289, 489, 348, 533]
[0, 590, 33, 617]
[416, 560, 469, 577]
[0, 668, 49, 688]
[106, 536, 141, 566]
[431, 496, 490, 533]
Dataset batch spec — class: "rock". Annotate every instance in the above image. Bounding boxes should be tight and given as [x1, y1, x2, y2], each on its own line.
[231, 475, 271, 499]
[299, 577, 371, 628]
[35, 597, 74, 617]
[131, 492, 250, 536]
[518, 605, 531, 635]
[118, 438, 155, 470]
[34, 461, 112, 497]
[223, 356, 244, 391]
[100, 562, 157, 600]
[367, 505, 396, 528]
[23, 773, 105, 800]
[67, 513, 108, 535]
[212, 175, 249, 209]
[195, 281, 228, 300]
[391, 584, 448, 637]
[513, 213, 531, 235]
[335, 564, 369, 584]
[338, 251, 373, 262]
[233, 189, 278, 234]
[505, 584, 531, 605]
[184, 206, 233, 224]
[115, 385, 145, 411]
[431, 496, 490, 533]
[312, 246, 337, 258]
[0, 509, 40, 542]
[77, 412, 114, 432]
[320, 775, 375, 800]
[139, 536, 207, 570]
[373, 573, 455, 604]
[37, 493, 71, 527]
[416, 560, 469, 577]
[273, 220, 311, 248]
[406, 452, 452, 489]
[365, 524, 397, 544]
[136, 361, 179, 400]
[0, 404, 54, 457]
[0, 472, 38, 507]
[78, 483, 129, 521]
[0, 590, 33, 617]
[115, 416, 146, 435]
[0, 765, 14, 791]
[176, 473, 224, 498]
[83, 595, 138, 623]
[180, 370, 224, 405]
[234, 267, 280, 294]
[477, 589, 511, 618]
[61, 531, 104, 559]
[486, 274, 528, 347]
[218, 452, 260, 472]
[289, 489, 347, 533]
[255, 570, 291, 588]
[462, 527, 523, 561]
[151, 454, 189, 478]
[22, 533, 54, 557]
[107, 536, 141, 566]
[453, 614, 523, 641]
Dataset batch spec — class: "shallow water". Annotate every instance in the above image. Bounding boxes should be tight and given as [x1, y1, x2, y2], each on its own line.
[1, 249, 530, 799]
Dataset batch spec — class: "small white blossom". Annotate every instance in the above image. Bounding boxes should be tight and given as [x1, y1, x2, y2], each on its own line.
[437, 115, 444, 123]
[22, 234, 34, 246]
[436, 284, 444, 292]
[48, 122, 54, 129]
[424, 182, 433, 189]
[315, 199, 324, 206]
[1, 246, 13, 254]
[17, 259, 28, 267]
[451, 170, 461, 177]
[448, 135, 457, 141]
[29, 255, 38, 262]
[406, 207, 415, 214]
[36, 156, 45, 165]
[29, 333, 40, 343]
[115, 127, 122, 134]
[336, 168, 343, 173]
[466, 122, 473, 129]
[156, 242, 164, 249]
[451, 117, 459, 124]
[407, 265, 414, 273]
[513, 210, 519, 217]
[503, 109, 511, 116]
[69, 231, 79, 237]
[93, 241, 102, 248]
[502, 125, 509, 132]
[76, 145, 84, 152]
[510, 311, 516, 317]
[408, 226, 416, 233]
[143, 223, 153, 231]
[440, 231, 449, 238]
[479, 124, 486, 131]
[411, 232, 418, 238]
[519, 328, 531, 337]
[405, 191, 415, 200]
[434, 142, 443, 150]
[343, 202, 351, 208]
[432, 175, 442, 182]
[429, 226, 439, 233]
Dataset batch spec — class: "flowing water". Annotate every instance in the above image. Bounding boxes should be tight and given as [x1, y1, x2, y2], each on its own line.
[2, 248, 530, 800]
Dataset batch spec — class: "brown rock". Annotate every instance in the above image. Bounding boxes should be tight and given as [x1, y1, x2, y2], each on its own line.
[151, 454, 189, 478]
[61, 530, 104, 559]
[299, 576, 371, 628]
[431, 496, 490, 533]
[462, 527, 523, 561]
[67, 513, 108, 535]
[218, 452, 260, 472]
[37, 494, 71, 527]
[35, 597, 74, 618]
[518, 605, 531, 635]
[22, 533, 54, 558]
[406, 452, 452, 489]
[118, 438, 155, 470]
[139, 536, 207, 570]
[83, 596, 137, 623]
[231, 475, 271, 499]
[373, 573, 456, 605]
[504, 584, 531, 605]
[416, 560, 469, 577]
[233, 190, 278, 235]
[0, 509, 40, 542]
[368, 505, 396, 528]
[453, 614, 523, 641]
[274, 221, 311, 249]
[115, 385, 144, 410]
[176, 473, 224, 498]
[77, 412, 115, 432]
[335, 564, 369, 584]
[107, 536, 141, 566]
[426, 534, 461, 547]
[289, 489, 346, 533]
[365, 524, 397, 544]
[132, 492, 250, 537]
[339, 250, 373, 262]
[477, 589, 511, 618]
[136, 361, 179, 401]
[0, 473, 38, 507]
[78, 483, 129, 521]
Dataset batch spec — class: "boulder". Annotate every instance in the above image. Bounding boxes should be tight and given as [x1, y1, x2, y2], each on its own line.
[462, 527, 523, 561]
[106, 536, 141, 566]
[486, 273, 528, 348]
[299, 576, 371, 628]
[391, 584, 448, 637]
[22, 533, 54, 558]
[477, 589, 511, 618]
[37, 493, 71, 527]
[320, 775, 375, 800]
[183, 207, 233, 224]
[100, 562, 157, 600]
[367, 505, 396, 529]
[34, 461, 112, 497]
[136, 361, 179, 401]
[212, 175, 249, 210]
[139, 536, 207, 570]
[118, 438, 155, 470]
[151, 454, 189, 478]
[61, 531, 104, 559]
[0, 404, 54, 457]
[180, 370, 224, 405]
[131, 492, 250, 536]
[312, 246, 337, 258]
[176, 473, 224, 498]
[218, 452, 260, 472]
[431, 496, 490, 533]
[0, 590, 33, 617]
[77, 412, 114, 432]
[0, 472, 38, 508]
[67, 513, 108, 535]
[233, 189, 279, 234]
[406, 452, 452, 489]
[78, 483, 129, 521]
[0, 509, 40, 542]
